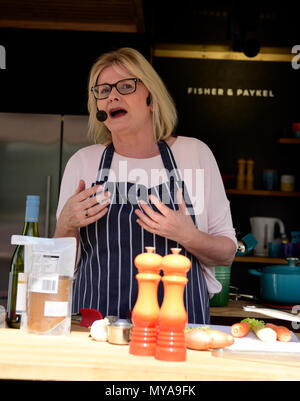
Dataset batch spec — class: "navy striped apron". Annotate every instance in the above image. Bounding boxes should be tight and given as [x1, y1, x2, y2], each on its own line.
[73, 140, 210, 324]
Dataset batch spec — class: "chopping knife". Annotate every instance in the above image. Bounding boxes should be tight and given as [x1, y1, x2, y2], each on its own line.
[242, 305, 300, 323]
[212, 348, 300, 362]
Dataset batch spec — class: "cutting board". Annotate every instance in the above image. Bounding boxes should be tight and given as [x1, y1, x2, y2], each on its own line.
[188, 324, 300, 354]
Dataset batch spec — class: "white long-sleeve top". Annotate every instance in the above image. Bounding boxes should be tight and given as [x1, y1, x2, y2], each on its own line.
[56, 136, 237, 295]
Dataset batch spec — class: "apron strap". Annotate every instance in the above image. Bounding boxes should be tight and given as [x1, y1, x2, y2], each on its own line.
[157, 140, 182, 182]
[95, 143, 115, 184]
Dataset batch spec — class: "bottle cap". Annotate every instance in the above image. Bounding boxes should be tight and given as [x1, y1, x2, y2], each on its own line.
[25, 195, 40, 222]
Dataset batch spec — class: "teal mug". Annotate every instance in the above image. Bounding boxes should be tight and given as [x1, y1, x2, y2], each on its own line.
[268, 242, 281, 258]
[291, 231, 300, 243]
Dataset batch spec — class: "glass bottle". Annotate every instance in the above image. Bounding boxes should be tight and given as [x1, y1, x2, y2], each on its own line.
[6, 195, 40, 328]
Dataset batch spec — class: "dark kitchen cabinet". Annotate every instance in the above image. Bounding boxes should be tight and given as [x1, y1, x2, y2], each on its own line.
[153, 45, 300, 299]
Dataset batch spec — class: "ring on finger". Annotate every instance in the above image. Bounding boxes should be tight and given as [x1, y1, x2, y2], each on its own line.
[85, 209, 89, 217]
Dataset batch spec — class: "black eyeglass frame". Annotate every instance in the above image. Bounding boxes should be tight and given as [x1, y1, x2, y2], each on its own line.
[91, 78, 142, 100]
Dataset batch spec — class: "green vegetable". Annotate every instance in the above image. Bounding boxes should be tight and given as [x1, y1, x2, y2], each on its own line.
[241, 318, 276, 342]
[241, 318, 265, 330]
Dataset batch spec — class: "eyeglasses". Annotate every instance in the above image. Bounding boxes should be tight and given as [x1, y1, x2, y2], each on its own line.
[91, 78, 141, 100]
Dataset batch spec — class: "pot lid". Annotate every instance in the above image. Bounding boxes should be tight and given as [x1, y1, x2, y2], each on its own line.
[109, 320, 132, 328]
[262, 258, 300, 275]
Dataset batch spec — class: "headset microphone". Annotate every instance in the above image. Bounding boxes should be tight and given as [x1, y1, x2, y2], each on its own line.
[96, 110, 108, 122]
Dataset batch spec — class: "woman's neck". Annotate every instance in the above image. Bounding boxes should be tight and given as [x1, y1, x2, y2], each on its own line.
[111, 135, 176, 159]
[112, 132, 159, 159]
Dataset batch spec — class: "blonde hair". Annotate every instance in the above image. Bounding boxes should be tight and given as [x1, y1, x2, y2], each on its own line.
[87, 47, 177, 144]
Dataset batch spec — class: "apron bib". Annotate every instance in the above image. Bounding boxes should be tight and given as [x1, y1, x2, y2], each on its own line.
[73, 140, 210, 323]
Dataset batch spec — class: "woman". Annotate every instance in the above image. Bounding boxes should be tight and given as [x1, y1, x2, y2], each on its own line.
[55, 47, 237, 323]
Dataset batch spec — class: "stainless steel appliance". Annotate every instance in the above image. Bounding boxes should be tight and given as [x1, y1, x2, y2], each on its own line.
[0, 112, 91, 304]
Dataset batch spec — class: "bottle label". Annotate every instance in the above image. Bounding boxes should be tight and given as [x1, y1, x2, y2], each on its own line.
[16, 273, 27, 313]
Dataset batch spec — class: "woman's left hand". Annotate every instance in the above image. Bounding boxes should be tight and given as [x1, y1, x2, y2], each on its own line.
[135, 188, 197, 245]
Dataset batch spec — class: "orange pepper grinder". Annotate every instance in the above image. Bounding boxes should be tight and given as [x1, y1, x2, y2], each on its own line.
[155, 248, 191, 362]
[129, 247, 162, 356]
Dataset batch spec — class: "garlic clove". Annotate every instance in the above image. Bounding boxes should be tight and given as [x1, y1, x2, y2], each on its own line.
[90, 319, 108, 341]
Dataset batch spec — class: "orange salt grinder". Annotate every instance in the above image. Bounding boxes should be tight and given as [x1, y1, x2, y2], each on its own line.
[155, 248, 191, 362]
[129, 247, 162, 356]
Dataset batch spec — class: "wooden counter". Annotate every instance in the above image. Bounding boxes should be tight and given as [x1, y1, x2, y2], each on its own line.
[1, 323, 300, 381]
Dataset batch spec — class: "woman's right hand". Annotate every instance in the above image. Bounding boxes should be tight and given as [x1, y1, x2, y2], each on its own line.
[54, 179, 110, 237]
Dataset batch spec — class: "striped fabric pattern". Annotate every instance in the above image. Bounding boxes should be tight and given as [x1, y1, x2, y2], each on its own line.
[73, 141, 210, 324]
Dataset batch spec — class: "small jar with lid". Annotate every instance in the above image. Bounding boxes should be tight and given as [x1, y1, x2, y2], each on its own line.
[280, 175, 295, 192]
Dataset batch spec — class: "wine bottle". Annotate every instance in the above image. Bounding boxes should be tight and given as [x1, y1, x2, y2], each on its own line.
[6, 195, 40, 328]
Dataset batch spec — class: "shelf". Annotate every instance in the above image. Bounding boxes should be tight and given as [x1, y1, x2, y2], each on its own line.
[278, 138, 300, 144]
[226, 189, 300, 197]
[234, 256, 299, 264]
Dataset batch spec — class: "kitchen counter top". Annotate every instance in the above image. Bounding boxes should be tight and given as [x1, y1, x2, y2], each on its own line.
[1, 322, 300, 381]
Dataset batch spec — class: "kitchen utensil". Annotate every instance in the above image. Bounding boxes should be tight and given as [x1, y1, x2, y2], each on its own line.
[236, 233, 258, 256]
[80, 308, 103, 327]
[211, 233, 258, 307]
[229, 286, 257, 301]
[250, 217, 285, 256]
[210, 265, 231, 307]
[129, 247, 162, 356]
[246, 159, 254, 190]
[107, 320, 132, 345]
[248, 258, 300, 304]
[236, 158, 246, 190]
[155, 248, 191, 362]
[242, 305, 300, 322]
[212, 348, 300, 362]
